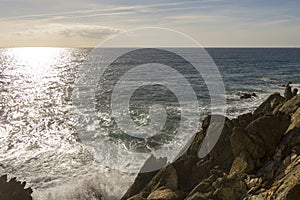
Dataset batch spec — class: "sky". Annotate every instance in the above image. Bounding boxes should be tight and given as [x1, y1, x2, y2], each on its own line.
[0, 0, 300, 47]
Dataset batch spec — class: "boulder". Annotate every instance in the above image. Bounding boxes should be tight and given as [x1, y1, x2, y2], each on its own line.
[286, 107, 300, 132]
[285, 85, 293, 100]
[245, 114, 290, 157]
[213, 175, 247, 200]
[124, 92, 300, 200]
[229, 151, 254, 175]
[253, 93, 284, 117]
[273, 94, 300, 116]
[147, 187, 182, 200]
[143, 165, 178, 193]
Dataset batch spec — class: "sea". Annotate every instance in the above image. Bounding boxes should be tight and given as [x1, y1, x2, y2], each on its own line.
[0, 47, 299, 199]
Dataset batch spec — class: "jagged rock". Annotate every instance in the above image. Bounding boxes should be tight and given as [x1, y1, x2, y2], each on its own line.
[0, 175, 32, 200]
[285, 85, 293, 101]
[292, 88, 298, 96]
[245, 114, 290, 157]
[172, 155, 198, 190]
[274, 94, 300, 116]
[124, 93, 300, 200]
[143, 165, 178, 193]
[287, 107, 300, 132]
[147, 187, 182, 200]
[127, 192, 148, 200]
[286, 183, 300, 200]
[213, 175, 247, 200]
[122, 170, 159, 199]
[253, 93, 284, 117]
[229, 151, 254, 175]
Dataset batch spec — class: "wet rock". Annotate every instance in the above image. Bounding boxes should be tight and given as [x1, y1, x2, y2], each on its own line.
[236, 92, 258, 99]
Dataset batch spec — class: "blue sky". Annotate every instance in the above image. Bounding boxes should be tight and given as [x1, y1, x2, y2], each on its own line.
[0, 0, 300, 47]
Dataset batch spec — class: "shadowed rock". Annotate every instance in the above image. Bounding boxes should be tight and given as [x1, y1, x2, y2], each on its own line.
[123, 93, 300, 200]
[0, 175, 32, 200]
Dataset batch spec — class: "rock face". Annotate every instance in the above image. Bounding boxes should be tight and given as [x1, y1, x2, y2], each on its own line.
[123, 94, 300, 200]
[0, 175, 33, 200]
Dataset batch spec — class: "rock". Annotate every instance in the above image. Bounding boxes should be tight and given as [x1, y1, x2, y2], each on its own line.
[292, 88, 298, 96]
[236, 92, 258, 99]
[213, 175, 247, 200]
[190, 159, 212, 188]
[147, 187, 182, 200]
[245, 114, 290, 157]
[127, 193, 148, 200]
[230, 127, 265, 160]
[124, 92, 300, 200]
[122, 170, 159, 199]
[204, 117, 234, 168]
[172, 155, 198, 190]
[253, 93, 285, 117]
[274, 94, 300, 116]
[0, 175, 32, 200]
[185, 192, 212, 200]
[285, 85, 293, 100]
[286, 107, 300, 132]
[229, 151, 254, 175]
[143, 165, 178, 193]
[286, 183, 300, 200]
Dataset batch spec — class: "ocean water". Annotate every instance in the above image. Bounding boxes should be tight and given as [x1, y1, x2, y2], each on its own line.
[0, 47, 299, 199]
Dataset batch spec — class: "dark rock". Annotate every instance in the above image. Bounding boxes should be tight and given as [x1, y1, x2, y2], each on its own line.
[122, 169, 159, 199]
[253, 93, 285, 117]
[142, 165, 178, 193]
[245, 113, 290, 157]
[286, 183, 300, 200]
[0, 175, 32, 200]
[285, 85, 293, 100]
[274, 94, 300, 116]
[124, 92, 300, 200]
[213, 175, 247, 200]
[172, 155, 198, 190]
[229, 151, 254, 175]
[236, 92, 258, 99]
[293, 88, 298, 97]
[147, 187, 182, 200]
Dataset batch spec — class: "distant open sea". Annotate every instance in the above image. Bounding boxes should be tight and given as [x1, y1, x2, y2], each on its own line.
[0, 48, 299, 199]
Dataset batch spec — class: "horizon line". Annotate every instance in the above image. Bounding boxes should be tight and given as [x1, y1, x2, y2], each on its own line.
[1, 46, 300, 49]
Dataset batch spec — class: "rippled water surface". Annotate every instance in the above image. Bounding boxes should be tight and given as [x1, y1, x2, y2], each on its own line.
[0, 47, 299, 199]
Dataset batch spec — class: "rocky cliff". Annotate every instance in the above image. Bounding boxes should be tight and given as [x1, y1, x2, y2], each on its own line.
[123, 93, 300, 200]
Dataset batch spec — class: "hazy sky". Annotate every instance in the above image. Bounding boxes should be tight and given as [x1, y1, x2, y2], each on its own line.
[0, 0, 300, 47]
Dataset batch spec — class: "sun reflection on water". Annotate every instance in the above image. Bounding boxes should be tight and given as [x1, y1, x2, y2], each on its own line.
[7, 47, 67, 83]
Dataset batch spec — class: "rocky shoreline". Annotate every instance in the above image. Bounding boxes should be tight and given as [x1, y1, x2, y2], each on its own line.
[123, 92, 300, 200]
[1, 92, 299, 200]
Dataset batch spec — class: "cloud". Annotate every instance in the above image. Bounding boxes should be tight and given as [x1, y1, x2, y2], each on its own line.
[14, 23, 122, 40]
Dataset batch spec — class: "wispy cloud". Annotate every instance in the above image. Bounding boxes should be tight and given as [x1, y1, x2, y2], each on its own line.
[14, 23, 122, 40]
[0, 0, 222, 21]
